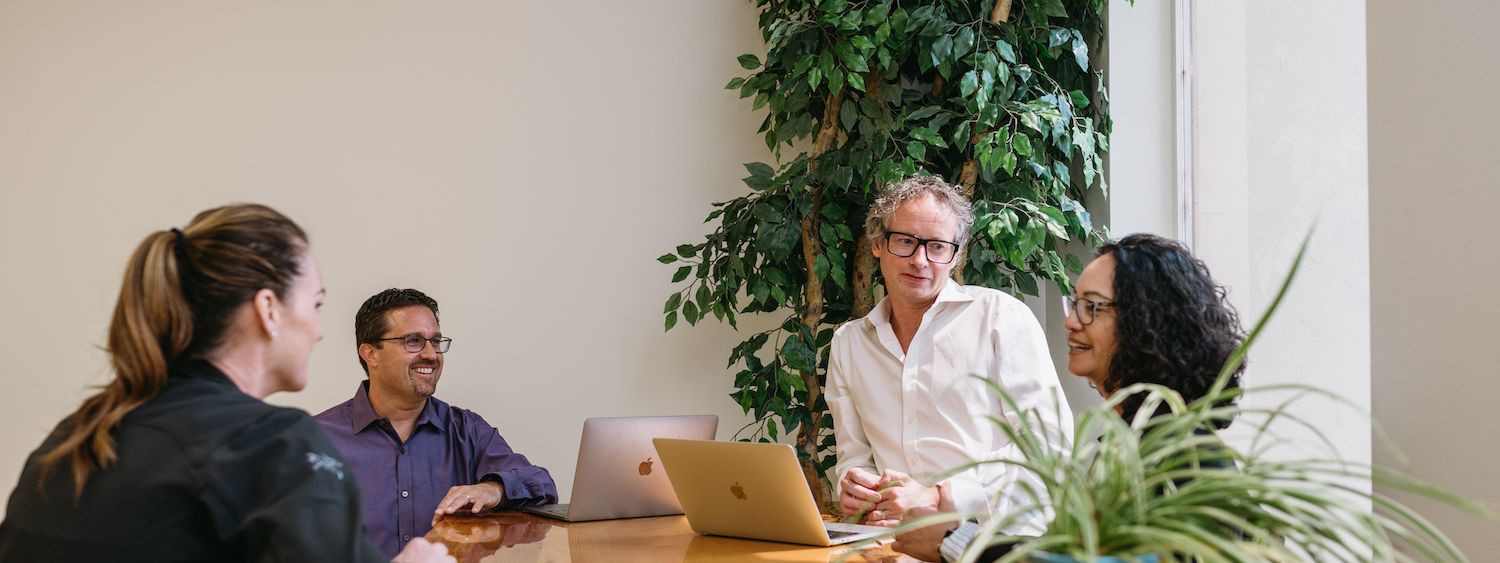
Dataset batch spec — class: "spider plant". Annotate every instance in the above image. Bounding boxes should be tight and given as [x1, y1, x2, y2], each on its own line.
[902, 234, 1493, 562]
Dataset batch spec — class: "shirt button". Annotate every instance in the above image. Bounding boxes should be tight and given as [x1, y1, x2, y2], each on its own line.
[401, 490, 409, 498]
[403, 535, 411, 542]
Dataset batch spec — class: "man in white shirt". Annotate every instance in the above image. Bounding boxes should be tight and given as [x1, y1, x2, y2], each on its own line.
[826, 175, 1073, 533]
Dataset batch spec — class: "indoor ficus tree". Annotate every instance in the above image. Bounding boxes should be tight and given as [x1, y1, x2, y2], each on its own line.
[660, 0, 1111, 513]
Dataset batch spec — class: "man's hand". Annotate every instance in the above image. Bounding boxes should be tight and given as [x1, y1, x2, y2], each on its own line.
[891, 482, 958, 561]
[432, 481, 505, 524]
[839, 467, 885, 524]
[391, 538, 455, 563]
[868, 469, 940, 527]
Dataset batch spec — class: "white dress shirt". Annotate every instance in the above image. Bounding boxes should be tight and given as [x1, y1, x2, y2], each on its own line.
[827, 280, 1073, 534]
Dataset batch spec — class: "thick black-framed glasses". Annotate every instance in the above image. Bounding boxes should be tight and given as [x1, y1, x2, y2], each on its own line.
[371, 335, 452, 354]
[1063, 295, 1114, 326]
[883, 230, 960, 264]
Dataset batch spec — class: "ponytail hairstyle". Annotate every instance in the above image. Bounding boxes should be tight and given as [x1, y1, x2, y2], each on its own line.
[40, 203, 308, 498]
[1099, 234, 1246, 429]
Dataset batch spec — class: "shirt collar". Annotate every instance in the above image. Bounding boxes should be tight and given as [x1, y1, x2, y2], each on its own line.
[864, 278, 974, 328]
[347, 380, 447, 433]
[167, 358, 238, 388]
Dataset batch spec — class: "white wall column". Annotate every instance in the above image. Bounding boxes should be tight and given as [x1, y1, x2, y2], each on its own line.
[1189, 0, 1372, 476]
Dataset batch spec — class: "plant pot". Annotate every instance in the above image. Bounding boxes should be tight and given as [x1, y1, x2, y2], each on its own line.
[1028, 552, 1159, 563]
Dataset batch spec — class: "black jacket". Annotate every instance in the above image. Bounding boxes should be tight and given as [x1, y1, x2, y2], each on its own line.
[0, 360, 386, 562]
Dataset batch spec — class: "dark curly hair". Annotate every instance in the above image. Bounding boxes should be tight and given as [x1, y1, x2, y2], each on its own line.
[1100, 234, 1244, 428]
[354, 288, 440, 375]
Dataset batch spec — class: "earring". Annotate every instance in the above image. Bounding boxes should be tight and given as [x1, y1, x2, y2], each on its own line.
[272, 330, 279, 338]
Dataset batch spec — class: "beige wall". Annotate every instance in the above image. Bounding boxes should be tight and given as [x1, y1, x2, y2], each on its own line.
[1368, 0, 1500, 554]
[0, 2, 775, 508]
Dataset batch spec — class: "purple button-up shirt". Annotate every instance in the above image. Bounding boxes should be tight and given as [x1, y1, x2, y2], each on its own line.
[314, 382, 557, 558]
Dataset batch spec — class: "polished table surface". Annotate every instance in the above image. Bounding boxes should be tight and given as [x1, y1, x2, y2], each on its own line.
[426, 512, 914, 562]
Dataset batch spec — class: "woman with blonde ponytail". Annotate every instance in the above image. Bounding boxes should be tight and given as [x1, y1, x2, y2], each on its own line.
[0, 204, 452, 563]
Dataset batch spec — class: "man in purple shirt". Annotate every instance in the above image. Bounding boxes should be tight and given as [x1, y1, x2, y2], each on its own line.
[316, 288, 557, 558]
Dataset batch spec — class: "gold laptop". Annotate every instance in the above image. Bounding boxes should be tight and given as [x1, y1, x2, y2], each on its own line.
[652, 438, 889, 547]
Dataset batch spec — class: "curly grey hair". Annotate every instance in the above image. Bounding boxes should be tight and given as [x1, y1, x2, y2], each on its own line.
[863, 175, 974, 247]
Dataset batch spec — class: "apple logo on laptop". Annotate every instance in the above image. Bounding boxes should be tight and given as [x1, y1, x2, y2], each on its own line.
[730, 482, 747, 500]
[639, 457, 653, 476]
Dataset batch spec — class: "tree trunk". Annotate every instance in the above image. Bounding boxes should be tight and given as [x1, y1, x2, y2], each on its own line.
[851, 237, 877, 318]
[991, 0, 1013, 23]
[797, 89, 844, 515]
[953, 130, 984, 284]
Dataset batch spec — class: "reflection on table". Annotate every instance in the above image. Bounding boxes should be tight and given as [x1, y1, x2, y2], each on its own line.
[424, 512, 908, 562]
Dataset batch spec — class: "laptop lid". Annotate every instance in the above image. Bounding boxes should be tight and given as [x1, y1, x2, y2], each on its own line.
[652, 438, 888, 547]
[545, 415, 718, 522]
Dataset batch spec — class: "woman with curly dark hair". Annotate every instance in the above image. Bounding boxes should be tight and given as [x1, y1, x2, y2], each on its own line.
[895, 233, 1246, 562]
[1063, 233, 1245, 423]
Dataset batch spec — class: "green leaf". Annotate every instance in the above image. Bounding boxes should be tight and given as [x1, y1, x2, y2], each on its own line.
[814, 254, 830, 282]
[906, 106, 941, 121]
[834, 166, 854, 189]
[930, 34, 953, 63]
[1033, 0, 1068, 18]
[822, 203, 847, 221]
[954, 27, 976, 58]
[738, 54, 761, 70]
[676, 244, 696, 258]
[1072, 34, 1090, 71]
[745, 162, 774, 179]
[664, 293, 682, 314]
[1013, 133, 1033, 157]
[912, 128, 948, 148]
[683, 301, 699, 325]
[696, 283, 711, 311]
[664, 311, 678, 331]
[753, 203, 784, 223]
[834, 42, 868, 73]
[672, 266, 691, 283]
[1070, 89, 1090, 109]
[959, 70, 979, 97]
[657, 253, 677, 264]
[907, 141, 927, 161]
[725, 77, 745, 90]
[1000, 151, 1018, 176]
[1049, 28, 1073, 48]
[846, 71, 865, 92]
[995, 39, 1017, 64]
[840, 99, 858, 131]
[1015, 272, 1039, 296]
[781, 336, 816, 373]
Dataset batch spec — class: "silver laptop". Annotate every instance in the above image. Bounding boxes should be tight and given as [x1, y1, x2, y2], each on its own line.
[652, 438, 889, 546]
[524, 415, 717, 522]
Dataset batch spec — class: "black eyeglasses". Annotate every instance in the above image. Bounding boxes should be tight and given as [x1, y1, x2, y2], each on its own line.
[883, 231, 960, 264]
[371, 335, 452, 354]
[1063, 295, 1114, 326]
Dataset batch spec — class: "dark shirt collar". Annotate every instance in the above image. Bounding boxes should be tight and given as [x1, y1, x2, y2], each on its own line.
[167, 358, 238, 388]
[347, 380, 447, 434]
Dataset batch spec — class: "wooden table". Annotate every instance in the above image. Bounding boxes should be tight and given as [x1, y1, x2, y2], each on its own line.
[426, 512, 911, 562]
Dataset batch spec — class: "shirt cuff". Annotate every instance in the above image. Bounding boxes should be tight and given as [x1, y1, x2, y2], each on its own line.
[481, 472, 526, 506]
[943, 472, 989, 518]
[940, 521, 983, 563]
